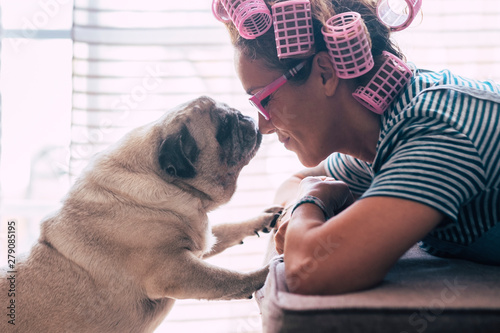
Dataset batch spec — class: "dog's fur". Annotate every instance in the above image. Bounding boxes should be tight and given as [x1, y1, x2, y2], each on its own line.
[0, 96, 281, 333]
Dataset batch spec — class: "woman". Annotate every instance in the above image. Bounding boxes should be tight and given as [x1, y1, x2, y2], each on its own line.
[223, 0, 500, 295]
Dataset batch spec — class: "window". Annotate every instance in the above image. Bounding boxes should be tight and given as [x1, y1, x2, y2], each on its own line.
[0, 1, 299, 332]
[392, 0, 500, 82]
[0, 0, 73, 254]
[1, 1, 499, 332]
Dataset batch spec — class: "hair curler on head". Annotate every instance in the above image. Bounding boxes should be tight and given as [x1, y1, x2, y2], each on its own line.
[352, 51, 413, 114]
[322, 12, 374, 79]
[272, 0, 315, 59]
[220, 0, 273, 39]
[212, 0, 231, 23]
[376, 0, 422, 31]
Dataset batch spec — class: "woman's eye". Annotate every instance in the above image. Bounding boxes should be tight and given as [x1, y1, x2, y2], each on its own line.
[261, 95, 272, 108]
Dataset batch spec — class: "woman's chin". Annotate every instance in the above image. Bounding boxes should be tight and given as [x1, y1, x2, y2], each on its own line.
[282, 139, 325, 168]
[296, 152, 323, 168]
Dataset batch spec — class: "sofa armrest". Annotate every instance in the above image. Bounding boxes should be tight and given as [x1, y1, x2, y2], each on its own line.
[256, 245, 500, 333]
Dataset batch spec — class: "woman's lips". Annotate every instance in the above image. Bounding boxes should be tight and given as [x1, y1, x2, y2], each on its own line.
[279, 137, 290, 149]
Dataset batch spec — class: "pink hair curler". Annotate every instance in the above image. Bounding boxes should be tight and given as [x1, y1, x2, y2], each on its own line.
[212, 0, 231, 23]
[272, 0, 314, 59]
[376, 0, 422, 32]
[221, 0, 273, 39]
[322, 12, 374, 79]
[352, 51, 413, 114]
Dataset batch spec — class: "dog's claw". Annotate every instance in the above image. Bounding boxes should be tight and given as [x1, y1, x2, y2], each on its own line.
[270, 213, 281, 229]
[254, 231, 260, 237]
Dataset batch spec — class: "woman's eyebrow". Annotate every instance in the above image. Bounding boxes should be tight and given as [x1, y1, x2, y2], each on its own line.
[246, 86, 261, 95]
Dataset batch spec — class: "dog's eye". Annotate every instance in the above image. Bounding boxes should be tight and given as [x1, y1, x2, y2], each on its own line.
[261, 95, 271, 108]
[216, 116, 233, 146]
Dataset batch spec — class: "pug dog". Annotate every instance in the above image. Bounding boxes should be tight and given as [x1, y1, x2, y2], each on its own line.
[0, 96, 281, 333]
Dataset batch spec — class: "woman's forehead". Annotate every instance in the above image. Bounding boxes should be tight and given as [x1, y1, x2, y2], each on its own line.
[234, 51, 281, 94]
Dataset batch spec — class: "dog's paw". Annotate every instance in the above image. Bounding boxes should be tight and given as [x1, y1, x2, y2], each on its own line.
[252, 206, 283, 236]
[225, 266, 270, 300]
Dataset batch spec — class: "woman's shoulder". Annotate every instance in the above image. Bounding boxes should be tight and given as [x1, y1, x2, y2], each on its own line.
[378, 66, 500, 180]
[409, 66, 500, 98]
[385, 66, 500, 127]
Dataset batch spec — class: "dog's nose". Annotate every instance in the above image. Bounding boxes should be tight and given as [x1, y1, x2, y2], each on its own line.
[238, 114, 258, 142]
[243, 128, 256, 142]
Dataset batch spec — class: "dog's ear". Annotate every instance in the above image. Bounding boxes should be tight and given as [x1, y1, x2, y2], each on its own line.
[158, 125, 200, 178]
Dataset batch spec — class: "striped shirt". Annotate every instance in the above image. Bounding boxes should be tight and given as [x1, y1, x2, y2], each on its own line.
[325, 67, 500, 256]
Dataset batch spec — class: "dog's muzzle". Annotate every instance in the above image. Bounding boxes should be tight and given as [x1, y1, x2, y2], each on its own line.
[216, 112, 261, 166]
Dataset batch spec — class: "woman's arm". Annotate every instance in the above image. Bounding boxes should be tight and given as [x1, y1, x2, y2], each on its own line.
[272, 162, 329, 254]
[284, 178, 444, 295]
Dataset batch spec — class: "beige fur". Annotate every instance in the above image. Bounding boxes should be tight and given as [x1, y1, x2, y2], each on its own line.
[0, 96, 281, 333]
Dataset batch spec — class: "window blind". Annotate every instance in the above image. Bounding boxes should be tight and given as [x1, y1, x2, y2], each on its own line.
[71, 1, 299, 332]
[0, 6, 3, 193]
[68, 0, 500, 332]
[393, 0, 500, 82]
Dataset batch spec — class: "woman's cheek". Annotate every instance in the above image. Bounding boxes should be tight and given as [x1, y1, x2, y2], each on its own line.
[274, 105, 299, 128]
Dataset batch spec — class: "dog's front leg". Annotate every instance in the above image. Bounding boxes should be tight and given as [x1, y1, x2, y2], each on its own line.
[203, 206, 282, 258]
[146, 251, 269, 300]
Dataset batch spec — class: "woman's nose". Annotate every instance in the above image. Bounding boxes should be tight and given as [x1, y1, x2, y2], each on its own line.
[258, 113, 275, 135]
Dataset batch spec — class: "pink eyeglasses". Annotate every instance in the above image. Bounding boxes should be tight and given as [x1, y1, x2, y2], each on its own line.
[249, 60, 307, 121]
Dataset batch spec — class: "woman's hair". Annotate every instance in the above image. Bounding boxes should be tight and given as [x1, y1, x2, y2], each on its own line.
[224, 0, 404, 84]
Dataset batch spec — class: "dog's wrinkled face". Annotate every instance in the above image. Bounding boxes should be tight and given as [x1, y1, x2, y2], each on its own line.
[156, 96, 261, 205]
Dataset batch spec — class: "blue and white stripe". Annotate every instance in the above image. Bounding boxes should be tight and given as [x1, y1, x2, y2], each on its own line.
[326, 67, 500, 250]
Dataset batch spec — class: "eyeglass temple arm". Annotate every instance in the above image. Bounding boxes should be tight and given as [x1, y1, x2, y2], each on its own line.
[255, 60, 307, 99]
[285, 60, 306, 79]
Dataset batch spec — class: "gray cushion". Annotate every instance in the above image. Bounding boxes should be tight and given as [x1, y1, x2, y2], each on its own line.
[256, 245, 500, 333]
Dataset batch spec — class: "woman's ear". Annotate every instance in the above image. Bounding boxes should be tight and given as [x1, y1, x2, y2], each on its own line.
[312, 52, 340, 97]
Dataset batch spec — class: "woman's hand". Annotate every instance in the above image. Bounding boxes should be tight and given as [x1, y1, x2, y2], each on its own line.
[274, 219, 289, 255]
[274, 177, 354, 254]
[273, 162, 331, 220]
[296, 177, 355, 218]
